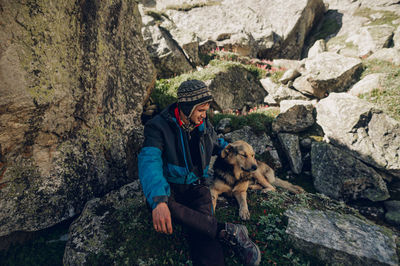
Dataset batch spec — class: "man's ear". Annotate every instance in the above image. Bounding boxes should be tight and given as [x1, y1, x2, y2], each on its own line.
[221, 143, 232, 158]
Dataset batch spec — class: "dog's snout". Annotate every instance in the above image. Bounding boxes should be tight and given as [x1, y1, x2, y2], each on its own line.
[251, 164, 257, 171]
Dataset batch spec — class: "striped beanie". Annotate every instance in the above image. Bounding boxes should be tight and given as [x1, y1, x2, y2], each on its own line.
[177, 80, 213, 117]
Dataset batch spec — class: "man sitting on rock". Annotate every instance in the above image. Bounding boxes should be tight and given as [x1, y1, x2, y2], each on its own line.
[138, 79, 261, 266]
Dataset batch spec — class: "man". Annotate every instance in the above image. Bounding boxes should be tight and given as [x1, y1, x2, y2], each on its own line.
[138, 80, 261, 266]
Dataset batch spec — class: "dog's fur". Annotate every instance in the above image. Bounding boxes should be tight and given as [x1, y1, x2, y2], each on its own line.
[210, 140, 304, 220]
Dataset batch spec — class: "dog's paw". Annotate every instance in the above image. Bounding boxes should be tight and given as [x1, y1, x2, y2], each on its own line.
[239, 208, 250, 220]
[261, 187, 276, 194]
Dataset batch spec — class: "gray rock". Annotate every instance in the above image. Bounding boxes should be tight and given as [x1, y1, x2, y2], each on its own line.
[224, 126, 282, 169]
[394, 26, 400, 49]
[140, 12, 194, 78]
[347, 25, 395, 57]
[279, 99, 315, 113]
[368, 48, 400, 66]
[0, 1, 155, 237]
[209, 65, 266, 111]
[216, 117, 232, 134]
[311, 141, 390, 202]
[261, 78, 308, 106]
[285, 207, 399, 266]
[158, 0, 325, 59]
[323, 1, 400, 58]
[63, 181, 145, 265]
[384, 200, 400, 226]
[278, 133, 303, 174]
[160, 19, 202, 65]
[293, 52, 362, 98]
[272, 101, 315, 133]
[348, 73, 386, 96]
[307, 39, 326, 58]
[316, 93, 400, 178]
[272, 59, 304, 70]
[279, 69, 301, 85]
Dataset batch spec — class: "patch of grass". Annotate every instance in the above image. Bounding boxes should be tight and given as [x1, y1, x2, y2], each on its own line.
[151, 59, 266, 110]
[353, 8, 400, 27]
[86, 203, 192, 266]
[268, 69, 285, 84]
[210, 110, 279, 135]
[326, 34, 357, 51]
[213, 190, 332, 265]
[359, 59, 400, 121]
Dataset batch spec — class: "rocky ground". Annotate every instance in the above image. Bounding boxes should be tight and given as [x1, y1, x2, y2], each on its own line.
[1, 0, 400, 265]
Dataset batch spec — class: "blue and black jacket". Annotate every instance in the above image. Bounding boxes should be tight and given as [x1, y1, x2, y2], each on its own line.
[138, 103, 228, 209]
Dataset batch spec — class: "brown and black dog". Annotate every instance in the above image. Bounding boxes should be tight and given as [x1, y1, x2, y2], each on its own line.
[210, 140, 304, 220]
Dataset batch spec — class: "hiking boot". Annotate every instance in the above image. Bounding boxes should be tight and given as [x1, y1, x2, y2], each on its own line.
[219, 223, 261, 266]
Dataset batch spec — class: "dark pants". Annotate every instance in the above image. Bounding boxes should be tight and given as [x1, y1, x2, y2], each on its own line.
[168, 183, 225, 266]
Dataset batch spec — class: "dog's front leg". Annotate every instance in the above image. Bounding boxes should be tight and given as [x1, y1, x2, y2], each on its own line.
[233, 182, 250, 220]
[253, 171, 276, 192]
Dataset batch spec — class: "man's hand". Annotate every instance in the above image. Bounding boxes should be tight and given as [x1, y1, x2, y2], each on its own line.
[152, 202, 173, 234]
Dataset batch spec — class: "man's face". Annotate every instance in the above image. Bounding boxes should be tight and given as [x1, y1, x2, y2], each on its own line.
[190, 103, 210, 125]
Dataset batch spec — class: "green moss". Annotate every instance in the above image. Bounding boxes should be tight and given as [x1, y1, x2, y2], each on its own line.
[268, 70, 285, 84]
[5, 162, 40, 196]
[11, 1, 79, 106]
[86, 126, 114, 153]
[353, 8, 400, 27]
[210, 110, 279, 135]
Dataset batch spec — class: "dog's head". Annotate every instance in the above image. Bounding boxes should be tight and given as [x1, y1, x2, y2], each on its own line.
[221, 140, 258, 172]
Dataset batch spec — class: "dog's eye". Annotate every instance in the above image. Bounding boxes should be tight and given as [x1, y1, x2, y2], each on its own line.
[240, 153, 248, 158]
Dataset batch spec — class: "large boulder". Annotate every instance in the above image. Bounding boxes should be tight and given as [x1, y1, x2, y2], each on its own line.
[285, 207, 399, 266]
[292, 52, 362, 98]
[63, 181, 145, 265]
[311, 142, 390, 202]
[272, 100, 315, 133]
[316, 93, 400, 178]
[208, 64, 266, 111]
[0, 1, 155, 237]
[149, 0, 325, 59]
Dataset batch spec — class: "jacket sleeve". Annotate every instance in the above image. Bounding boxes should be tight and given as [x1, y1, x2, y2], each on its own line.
[138, 123, 170, 210]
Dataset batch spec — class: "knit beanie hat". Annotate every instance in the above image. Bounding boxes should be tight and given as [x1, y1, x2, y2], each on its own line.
[177, 80, 213, 118]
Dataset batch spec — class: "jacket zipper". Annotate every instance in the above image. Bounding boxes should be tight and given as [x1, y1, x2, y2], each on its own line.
[174, 120, 190, 184]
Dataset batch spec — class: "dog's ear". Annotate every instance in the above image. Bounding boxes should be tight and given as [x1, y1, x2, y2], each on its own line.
[221, 144, 233, 158]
